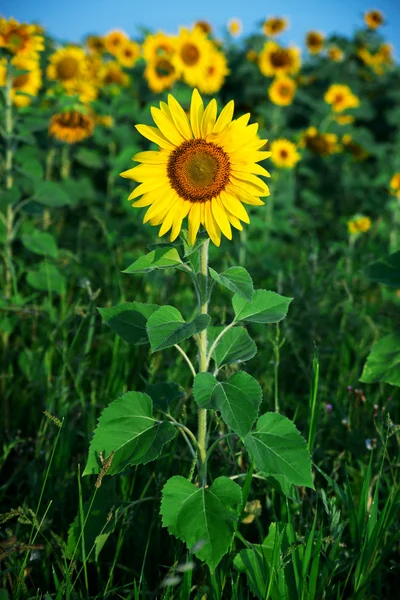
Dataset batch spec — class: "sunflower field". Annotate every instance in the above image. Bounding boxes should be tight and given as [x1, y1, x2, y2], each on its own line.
[1, 8, 400, 599]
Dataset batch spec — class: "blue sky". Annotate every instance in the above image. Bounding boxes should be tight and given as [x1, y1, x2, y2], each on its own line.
[2, 0, 399, 53]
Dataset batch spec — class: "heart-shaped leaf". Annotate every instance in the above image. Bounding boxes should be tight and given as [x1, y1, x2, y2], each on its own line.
[209, 267, 254, 301]
[98, 302, 159, 345]
[233, 290, 293, 324]
[208, 326, 257, 368]
[147, 305, 210, 352]
[123, 247, 182, 274]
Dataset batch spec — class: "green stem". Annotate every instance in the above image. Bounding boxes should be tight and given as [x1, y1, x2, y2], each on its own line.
[197, 239, 210, 485]
[61, 144, 71, 179]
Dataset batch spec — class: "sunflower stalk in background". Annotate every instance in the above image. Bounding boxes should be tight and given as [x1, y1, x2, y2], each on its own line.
[83, 89, 314, 575]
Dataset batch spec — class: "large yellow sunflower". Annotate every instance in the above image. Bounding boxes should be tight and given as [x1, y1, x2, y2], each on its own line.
[268, 76, 296, 106]
[197, 50, 229, 95]
[47, 47, 88, 83]
[173, 27, 214, 87]
[0, 56, 42, 107]
[263, 17, 288, 37]
[0, 17, 44, 57]
[120, 89, 271, 246]
[270, 139, 300, 168]
[324, 84, 360, 112]
[364, 9, 384, 29]
[144, 56, 178, 93]
[49, 109, 95, 144]
[258, 41, 301, 78]
[306, 31, 325, 54]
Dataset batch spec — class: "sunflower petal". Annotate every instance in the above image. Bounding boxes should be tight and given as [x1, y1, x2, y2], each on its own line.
[220, 190, 250, 223]
[212, 197, 232, 240]
[190, 88, 204, 138]
[128, 179, 168, 200]
[135, 124, 175, 149]
[168, 94, 193, 140]
[133, 150, 169, 164]
[214, 100, 234, 133]
[204, 201, 221, 246]
[188, 203, 202, 245]
[150, 107, 185, 146]
[201, 99, 217, 137]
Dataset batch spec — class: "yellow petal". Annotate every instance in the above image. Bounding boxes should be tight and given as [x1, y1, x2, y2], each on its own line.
[232, 163, 271, 177]
[131, 192, 156, 207]
[201, 99, 217, 137]
[125, 164, 166, 182]
[211, 197, 232, 240]
[133, 150, 169, 164]
[190, 88, 204, 138]
[135, 124, 175, 150]
[188, 203, 201, 245]
[168, 94, 193, 140]
[213, 100, 234, 133]
[128, 179, 168, 200]
[220, 190, 250, 223]
[144, 191, 176, 224]
[170, 200, 191, 241]
[230, 174, 270, 196]
[204, 201, 221, 246]
[150, 107, 185, 146]
[228, 214, 243, 231]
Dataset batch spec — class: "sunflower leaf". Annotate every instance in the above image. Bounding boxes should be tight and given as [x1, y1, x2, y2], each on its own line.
[233, 290, 293, 324]
[123, 247, 182, 274]
[98, 302, 160, 346]
[209, 267, 254, 301]
[83, 391, 176, 476]
[161, 475, 242, 573]
[208, 326, 257, 368]
[360, 333, 400, 386]
[364, 251, 400, 288]
[147, 305, 210, 352]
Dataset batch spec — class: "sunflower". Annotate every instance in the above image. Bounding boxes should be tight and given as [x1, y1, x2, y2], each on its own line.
[342, 135, 368, 161]
[63, 79, 98, 104]
[49, 109, 95, 144]
[335, 114, 355, 125]
[300, 127, 339, 156]
[258, 41, 301, 77]
[324, 84, 360, 113]
[197, 50, 229, 95]
[120, 89, 271, 247]
[0, 56, 42, 107]
[0, 17, 44, 57]
[85, 35, 105, 55]
[263, 17, 288, 37]
[327, 46, 343, 62]
[173, 27, 213, 88]
[104, 30, 129, 56]
[228, 18, 242, 37]
[47, 47, 88, 83]
[142, 32, 175, 62]
[116, 40, 141, 68]
[270, 139, 300, 168]
[145, 56, 178, 93]
[99, 61, 130, 87]
[306, 31, 325, 54]
[195, 20, 213, 35]
[268, 76, 296, 106]
[247, 50, 258, 63]
[389, 174, 400, 199]
[347, 215, 372, 234]
[364, 9, 384, 29]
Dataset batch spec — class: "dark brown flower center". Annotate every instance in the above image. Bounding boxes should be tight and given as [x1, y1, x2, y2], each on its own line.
[181, 43, 200, 66]
[57, 57, 79, 80]
[167, 139, 231, 202]
[270, 49, 291, 68]
[155, 58, 175, 78]
[13, 73, 30, 88]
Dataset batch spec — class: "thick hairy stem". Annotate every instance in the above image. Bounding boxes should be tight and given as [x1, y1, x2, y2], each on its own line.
[197, 239, 210, 485]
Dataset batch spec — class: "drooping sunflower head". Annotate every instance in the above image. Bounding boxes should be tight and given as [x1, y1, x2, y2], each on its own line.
[120, 89, 271, 247]
[263, 17, 288, 37]
[173, 27, 213, 88]
[324, 84, 360, 113]
[364, 9, 384, 29]
[99, 61, 130, 88]
[327, 46, 343, 62]
[347, 215, 372, 234]
[49, 109, 95, 144]
[104, 29, 129, 56]
[0, 17, 44, 57]
[144, 56, 178, 93]
[197, 50, 229, 95]
[306, 31, 325, 54]
[227, 18, 242, 37]
[389, 173, 400, 198]
[47, 47, 88, 83]
[116, 40, 141, 68]
[268, 76, 296, 106]
[194, 20, 213, 35]
[270, 139, 300, 168]
[259, 41, 301, 77]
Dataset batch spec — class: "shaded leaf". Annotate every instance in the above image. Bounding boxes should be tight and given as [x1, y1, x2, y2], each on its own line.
[364, 252, 400, 288]
[98, 302, 159, 346]
[145, 381, 185, 411]
[21, 230, 59, 258]
[209, 267, 253, 301]
[360, 333, 400, 386]
[208, 326, 257, 368]
[26, 262, 66, 295]
[147, 305, 210, 352]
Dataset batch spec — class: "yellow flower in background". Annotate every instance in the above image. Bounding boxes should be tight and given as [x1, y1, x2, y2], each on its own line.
[49, 109, 95, 143]
[347, 215, 372, 234]
[194, 20, 213, 35]
[327, 46, 343, 62]
[47, 47, 88, 83]
[116, 40, 141, 68]
[263, 17, 288, 37]
[358, 43, 393, 74]
[99, 61, 130, 87]
[95, 114, 114, 128]
[120, 89, 271, 247]
[259, 41, 301, 77]
[0, 55, 42, 106]
[306, 31, 325, 54]
[300, 127, 340, 156]
[145, 56, 178, 92]
[197, 50, 229, 94]
[390, 174, 400, 199]
[364, 9, 384, 29]
[85, 35, 106, 54]
[335, 114, 355, 125]
[142, 32, 175, 62]
[246, 50, 258, 62]
[342, 135, 368, 161]
[0, 17, 44, 57]
[173, 27, 213, 88]
[324, 84, 360, 113]
[228, 18, 242, 37]
[104, 29, 129, 56]
[268, 76, 296, 106]
[63, 79, 98, 104]
[270, 139, 300, 168]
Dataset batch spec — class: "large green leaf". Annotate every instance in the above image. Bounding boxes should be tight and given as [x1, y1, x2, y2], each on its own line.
[209, 267, 254, 301]
[84, 391, 176, 476]
[360, 333, 400, 386]
[98, 302, 159, 346]
[145, 381, 185, 411]
[123, 247, 182, 274]
[193, 371, 262, 438]
[161, 475, 242, 573]
[147, 305, 210, 352]
[364, 252, 400, 287]
[233, 290, 293, 324]
[208, 326, 257, 368]
[21, 230, 59, 258]
[244, 413, 314, 488]
[26, 262, 66, 295]
[31, 181, 72, 207]
[75, 147, 104, 169]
